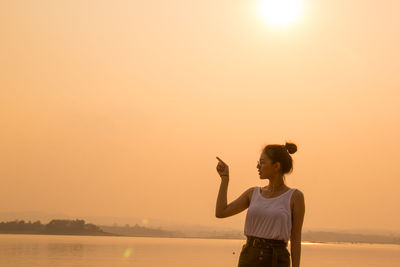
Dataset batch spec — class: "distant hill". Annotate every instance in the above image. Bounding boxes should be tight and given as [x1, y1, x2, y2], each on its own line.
[0, 219, 116, 236]
[0, 211, 243, 234]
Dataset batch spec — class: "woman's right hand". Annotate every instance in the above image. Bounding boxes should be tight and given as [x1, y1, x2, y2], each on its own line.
[216, 156, 229, 180]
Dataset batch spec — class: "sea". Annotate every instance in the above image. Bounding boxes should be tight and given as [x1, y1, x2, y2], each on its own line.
[0, 234, 399, 266]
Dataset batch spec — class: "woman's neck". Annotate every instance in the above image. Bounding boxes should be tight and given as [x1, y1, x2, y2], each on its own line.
[266, 175, 285, 192]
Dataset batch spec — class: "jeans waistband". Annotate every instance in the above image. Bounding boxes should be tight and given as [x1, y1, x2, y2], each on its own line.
[246, 235, 287, 248]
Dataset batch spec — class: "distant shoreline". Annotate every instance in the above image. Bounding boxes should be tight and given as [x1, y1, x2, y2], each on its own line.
[1, 219, 399, 246]
[1, 232, 399, 246]
[0, 232, 118, 237]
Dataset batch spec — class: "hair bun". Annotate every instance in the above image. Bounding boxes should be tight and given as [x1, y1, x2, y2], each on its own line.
[285, 142, 297, 154]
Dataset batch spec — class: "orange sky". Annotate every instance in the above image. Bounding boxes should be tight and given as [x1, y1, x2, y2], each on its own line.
[1, 0, 399, 233]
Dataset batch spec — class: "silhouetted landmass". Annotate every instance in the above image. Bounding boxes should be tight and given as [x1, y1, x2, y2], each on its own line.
[99, 226, 400, 244]
[99, 224, 244, 239]
[1, 219, 399, 245]
[0, 219, 116, 236]
[302, 231, 400, 245]
[100, 224, 184, 237]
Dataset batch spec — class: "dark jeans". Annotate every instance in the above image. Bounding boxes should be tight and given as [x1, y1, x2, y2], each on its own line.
[237, 236, 291, 267]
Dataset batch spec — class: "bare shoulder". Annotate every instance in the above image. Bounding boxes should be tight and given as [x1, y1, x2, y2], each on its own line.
[290, 189, 305, 210]
[246, 186, 257, 203]
[293, 188, 304, 199]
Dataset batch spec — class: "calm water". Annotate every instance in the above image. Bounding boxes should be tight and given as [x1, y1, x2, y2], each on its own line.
[0, 234, 399, 266]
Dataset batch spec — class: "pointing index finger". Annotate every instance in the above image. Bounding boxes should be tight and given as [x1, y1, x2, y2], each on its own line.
[216, 156, 227, 165]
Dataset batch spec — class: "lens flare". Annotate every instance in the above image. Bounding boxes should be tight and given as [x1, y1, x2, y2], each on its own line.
[123, 248, 132, 259]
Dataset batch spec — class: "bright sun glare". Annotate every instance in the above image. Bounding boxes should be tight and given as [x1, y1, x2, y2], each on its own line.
[259, 0, 304, 28]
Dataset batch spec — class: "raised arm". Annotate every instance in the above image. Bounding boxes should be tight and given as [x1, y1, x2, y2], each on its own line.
[215, 156, 253, 218]
[215, 184, 253, 218]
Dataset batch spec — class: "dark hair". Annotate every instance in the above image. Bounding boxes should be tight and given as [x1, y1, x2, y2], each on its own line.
[261, 142, 297, 175]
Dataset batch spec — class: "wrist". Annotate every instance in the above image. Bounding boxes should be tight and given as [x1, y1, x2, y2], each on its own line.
[220, 175, 229, 181]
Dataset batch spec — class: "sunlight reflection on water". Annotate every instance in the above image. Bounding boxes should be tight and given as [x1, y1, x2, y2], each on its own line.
[0, 234, 399, 267]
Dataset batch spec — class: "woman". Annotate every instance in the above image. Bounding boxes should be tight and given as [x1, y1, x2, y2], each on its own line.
[215, 142, 305, 267]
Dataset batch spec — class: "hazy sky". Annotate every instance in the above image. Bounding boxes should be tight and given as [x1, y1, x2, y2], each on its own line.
[1, 0, 399, 233]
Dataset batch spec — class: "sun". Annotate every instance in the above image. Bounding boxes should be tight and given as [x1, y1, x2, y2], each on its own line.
[258, 0, 304, 28]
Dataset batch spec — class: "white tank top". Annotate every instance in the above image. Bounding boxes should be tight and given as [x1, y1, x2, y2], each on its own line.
[244, 186, 296, 242]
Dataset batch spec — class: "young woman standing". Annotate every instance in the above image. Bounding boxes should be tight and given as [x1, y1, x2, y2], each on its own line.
[215, 143, 305, 267]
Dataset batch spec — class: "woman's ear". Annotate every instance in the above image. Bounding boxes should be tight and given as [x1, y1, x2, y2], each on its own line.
[273, 162, 281, 172]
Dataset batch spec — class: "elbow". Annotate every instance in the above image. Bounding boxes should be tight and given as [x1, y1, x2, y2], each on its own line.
[215, 212, 225, 218]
